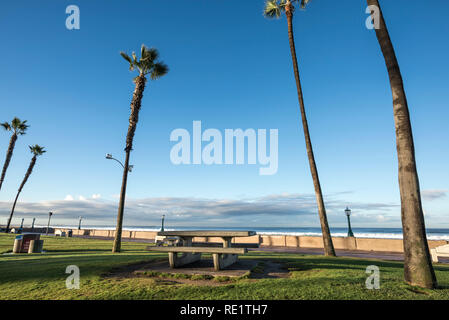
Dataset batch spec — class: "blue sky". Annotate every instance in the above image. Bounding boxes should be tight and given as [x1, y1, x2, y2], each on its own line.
[0, 0, 448, 229]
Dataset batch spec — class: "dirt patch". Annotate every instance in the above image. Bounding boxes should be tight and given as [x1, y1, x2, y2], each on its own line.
[250, 260, 290, 279]
[104, 258, 290, 285]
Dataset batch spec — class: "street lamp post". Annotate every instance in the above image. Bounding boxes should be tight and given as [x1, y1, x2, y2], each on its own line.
[105, 154, 134, 172]
[19, 218, 24, 233]
[31, 218, 36, 231]
[345, 207, 354, 237]
[46, 211, 53, 235]
[78, 216, 83, 230]
[160, 214, 165, 232]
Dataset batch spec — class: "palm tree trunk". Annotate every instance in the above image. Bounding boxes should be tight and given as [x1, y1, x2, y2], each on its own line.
[5, 191, 21, 233]
[367, 0, 436, 288]
[112, 74, 147, 253]
[112, 150, 130, 252]
[5, 155, 36, 233]
[0, 133, 17, 191]
[285, 3, 335, 256]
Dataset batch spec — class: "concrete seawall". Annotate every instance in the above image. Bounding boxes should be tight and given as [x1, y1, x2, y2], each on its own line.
[56, 228, 449, 253]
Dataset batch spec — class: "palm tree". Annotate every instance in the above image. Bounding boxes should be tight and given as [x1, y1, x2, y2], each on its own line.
[112, 45, 168, 253]
[0, 118, 29, 191]
[264, 0, 335, 256]
[5, 145, 45, 233]
[367, 0, 436, 288]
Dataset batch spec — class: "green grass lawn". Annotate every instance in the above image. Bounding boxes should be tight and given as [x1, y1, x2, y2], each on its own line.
[1, 233, 448, 300]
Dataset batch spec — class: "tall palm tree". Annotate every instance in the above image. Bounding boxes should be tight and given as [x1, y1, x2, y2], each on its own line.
[0, 118, 29, 191]
[112, 45, 168, 253]
[367, 0, 436, 288]
[5, 145, 45, 233]
[264, 0, 335, 256]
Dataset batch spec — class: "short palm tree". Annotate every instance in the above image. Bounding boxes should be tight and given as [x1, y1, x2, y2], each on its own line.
[264, 0, 336, 256]
[112, 45, 168, 253]
[367, 0, 436, 288]
[5, 145, 45, 233]
[0, 118, 29, 191]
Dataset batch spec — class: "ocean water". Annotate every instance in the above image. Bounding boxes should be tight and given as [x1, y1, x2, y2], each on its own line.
[52, 225, 449, 241]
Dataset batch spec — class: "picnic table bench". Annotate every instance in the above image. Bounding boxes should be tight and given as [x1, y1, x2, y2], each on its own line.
[431, 244, 449, 262]
[146, 230, 257, 271]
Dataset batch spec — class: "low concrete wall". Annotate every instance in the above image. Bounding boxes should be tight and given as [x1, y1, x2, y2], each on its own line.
[55, 228, 448, 253]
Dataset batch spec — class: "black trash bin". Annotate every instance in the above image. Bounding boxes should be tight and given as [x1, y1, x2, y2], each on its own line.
[67, 230, 73, 237]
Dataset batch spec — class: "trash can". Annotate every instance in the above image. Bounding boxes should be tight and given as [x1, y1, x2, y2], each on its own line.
[13, 235, 23, 253]
[67, 230, 73, 238]
[28, 239, 44, 253]
[12, 233, 41, 253]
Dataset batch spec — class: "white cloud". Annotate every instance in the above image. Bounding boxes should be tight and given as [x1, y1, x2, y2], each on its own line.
[64, 195, 74, 201]
[422, 189, 448, 201]
[78, 196, 86, 201]
[92, 194, 101, 199]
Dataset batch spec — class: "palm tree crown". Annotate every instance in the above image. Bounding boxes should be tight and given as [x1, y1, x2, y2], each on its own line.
[120, 45, 168, 80]
[29, 145, 46, 156]
[0, 117, 29, 191]
[1, 118, 29, 135]
[263, 0, 310, 18]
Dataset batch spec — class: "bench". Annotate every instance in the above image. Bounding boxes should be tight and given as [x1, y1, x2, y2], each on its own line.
[55, 230, 66, 237]
[430, 244, 449, 262]
[146, 246, 246, 271]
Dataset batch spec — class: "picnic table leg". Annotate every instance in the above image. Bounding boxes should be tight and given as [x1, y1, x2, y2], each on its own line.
[212, 237, 238, 271]
[430, 248, 438, 263]
[213, 253, 238, 271]
[183, 236, 193, 247]
[222, 237, 232, 248]
[168, 236, 201, 268]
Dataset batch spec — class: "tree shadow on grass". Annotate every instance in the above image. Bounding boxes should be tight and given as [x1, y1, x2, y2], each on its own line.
[45, 249, 111, 253]
[0, 253, 164, 283]
[275, 256, 406, 273]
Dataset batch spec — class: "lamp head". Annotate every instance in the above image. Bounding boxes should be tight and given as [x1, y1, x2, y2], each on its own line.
[345, 207, 351, 216]
[105, 153, 113, 159]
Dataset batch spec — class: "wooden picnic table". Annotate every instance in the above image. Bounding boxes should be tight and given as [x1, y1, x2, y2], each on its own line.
[147, 230, 257, 270]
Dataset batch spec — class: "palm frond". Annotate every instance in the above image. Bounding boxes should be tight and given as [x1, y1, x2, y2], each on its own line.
[11, 117, 22, 129]
[150, 63, 169, 80]
[120, 52, 135, 71]
[121, 45, 168, 80]
[17, 120, 29, 135]
[29, 144, 46, 156]
[120, 52, 132, 64]
[141, 46, 159, 63]
[1, 122, 11, 131]
[300, 0, 310, 9]
[264, 0, 283, 18]
[9, 118, 28, 135]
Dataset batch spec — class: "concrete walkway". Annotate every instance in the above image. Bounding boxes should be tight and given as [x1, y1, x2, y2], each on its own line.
[75, 235, 449, 264]
[252, 246, 449, 264]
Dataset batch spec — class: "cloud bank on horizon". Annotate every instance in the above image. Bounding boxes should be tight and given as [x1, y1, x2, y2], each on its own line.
[0, 192, 406, 227]
[0, 190, 445, 229]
